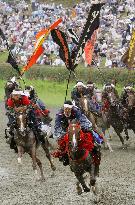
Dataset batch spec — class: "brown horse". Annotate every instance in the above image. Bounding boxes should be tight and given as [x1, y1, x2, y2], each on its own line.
[126, 92, 135, 133]
[79, 95, 113, 152]
[105, 92, 129, 147]
[14, 107, 55, 180]
[126, 92, 135, 108]
[79, 95, 96, 129]
[67, 119, 100, 195]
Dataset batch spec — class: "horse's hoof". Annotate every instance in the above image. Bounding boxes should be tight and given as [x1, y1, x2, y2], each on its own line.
[17, 157, 22, 165]
[40, 176, 45, 182]
[109, 149, 113, 153]
[94, 197, 100, 204]
[122, 144, 127, 149]
[83, 187, 90, 192]
[51, 165, 56, 171]
[92, 186, 97, 195]
[77, 187, 82, 195]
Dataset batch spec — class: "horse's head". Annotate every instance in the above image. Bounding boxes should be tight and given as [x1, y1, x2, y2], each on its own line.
[79, 95, 89, 114]
[126, 92, 135, 109]
[68, 119, 81, 152]
[15, 107, 28, 136]
[108, 92, 118, 107]
[95, 89, 102, 103]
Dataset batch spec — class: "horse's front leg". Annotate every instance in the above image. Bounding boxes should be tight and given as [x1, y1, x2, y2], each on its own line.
[41, 138, 56, 171]
[102, 129, 113, 152]
[89, 163, 97, 195]
[35, 157, 45, 180]
[31, 142, 38, 179]
[115, 130, 126, 149]
[124, 128, 129, 141]
[75, 172, 90, 193]
[17, 146, 23, 165]
[90, 163, 96, 186]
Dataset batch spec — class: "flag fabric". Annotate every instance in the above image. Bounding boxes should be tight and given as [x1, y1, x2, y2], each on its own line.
[84, 29, 98, 65]
[7, 53, 20, 73]
[34, 30, 50, 51]
[127, 29, 135, 68]
[21, 46, 44, 73]
[0, 28, 20, 73]
[35, 18, 62, 39]
[21, 19, 62, 74]
[121, 29, 135, 68]
[72, 3, 104, 70]
[121, 49, 129, 66]
[51, 29, 72, 70]
[67, 29, 79, 45]
[34, 18, 62, 53]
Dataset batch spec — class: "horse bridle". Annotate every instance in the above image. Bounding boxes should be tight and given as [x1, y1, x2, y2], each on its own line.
[15, 111, 29, 136]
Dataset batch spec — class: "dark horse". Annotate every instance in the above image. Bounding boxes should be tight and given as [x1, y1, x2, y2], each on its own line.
[78, 95, 113, 152]
[67, 119, 100, 195]
[126, 92, 135, 134]
[14, 107, 55, 180]
[104, 92, 129, 148]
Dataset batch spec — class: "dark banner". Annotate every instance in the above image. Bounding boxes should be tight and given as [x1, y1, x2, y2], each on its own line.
[7, 53, 20, 73]
[72, 3, 104, 69]
[0, 28, 20, 73]
[51, 29, 72, 70]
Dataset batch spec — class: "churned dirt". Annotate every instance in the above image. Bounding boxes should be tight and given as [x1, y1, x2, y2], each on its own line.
[0, 102, 135, 205]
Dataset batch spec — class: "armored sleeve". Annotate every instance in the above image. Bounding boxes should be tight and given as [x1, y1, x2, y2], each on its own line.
[54, 113, 66, 139]
[71, 89, 78, 101]
[75, 108, 92, 130]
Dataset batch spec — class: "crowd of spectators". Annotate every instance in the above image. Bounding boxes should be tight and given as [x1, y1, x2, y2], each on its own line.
[0, 0, 134, 68]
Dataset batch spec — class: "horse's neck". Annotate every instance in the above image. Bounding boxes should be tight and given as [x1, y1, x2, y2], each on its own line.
[109, 105, 119, 117]
[83, 98, 89, 112]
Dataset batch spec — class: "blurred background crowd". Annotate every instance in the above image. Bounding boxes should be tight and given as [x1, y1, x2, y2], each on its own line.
[0, 0, 135, 68]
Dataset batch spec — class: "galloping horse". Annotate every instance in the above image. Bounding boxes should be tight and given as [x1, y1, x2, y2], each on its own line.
[126, 92, 135, 133]
[67, 119, 100, 195]
[79, 94, 113, 152]
[14, 107, 55, 180]
[105, 92, 129, 147]
[79, 95, 96, 128]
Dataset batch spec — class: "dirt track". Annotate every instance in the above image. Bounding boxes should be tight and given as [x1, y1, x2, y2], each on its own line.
[0, 102, 135, 205]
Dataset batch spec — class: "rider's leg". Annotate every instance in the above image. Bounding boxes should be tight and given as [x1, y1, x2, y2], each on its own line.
[5, 113, 15, 143]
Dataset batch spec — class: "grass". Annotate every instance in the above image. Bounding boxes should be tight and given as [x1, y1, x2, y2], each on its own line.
[0, 51, 8, 63]
[38, 0, 81, 7]
[1, 79, 123, 107]
[1, 79, 75, 107]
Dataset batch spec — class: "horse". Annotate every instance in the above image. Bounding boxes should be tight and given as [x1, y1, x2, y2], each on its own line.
[125, 92, 135, 133]
[79, 95, 96, 129]
[105, 92, 129, 147]
[13, 107, 55, 180]
[67, 119, 100, 195]
[79, 94, 113, 152]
